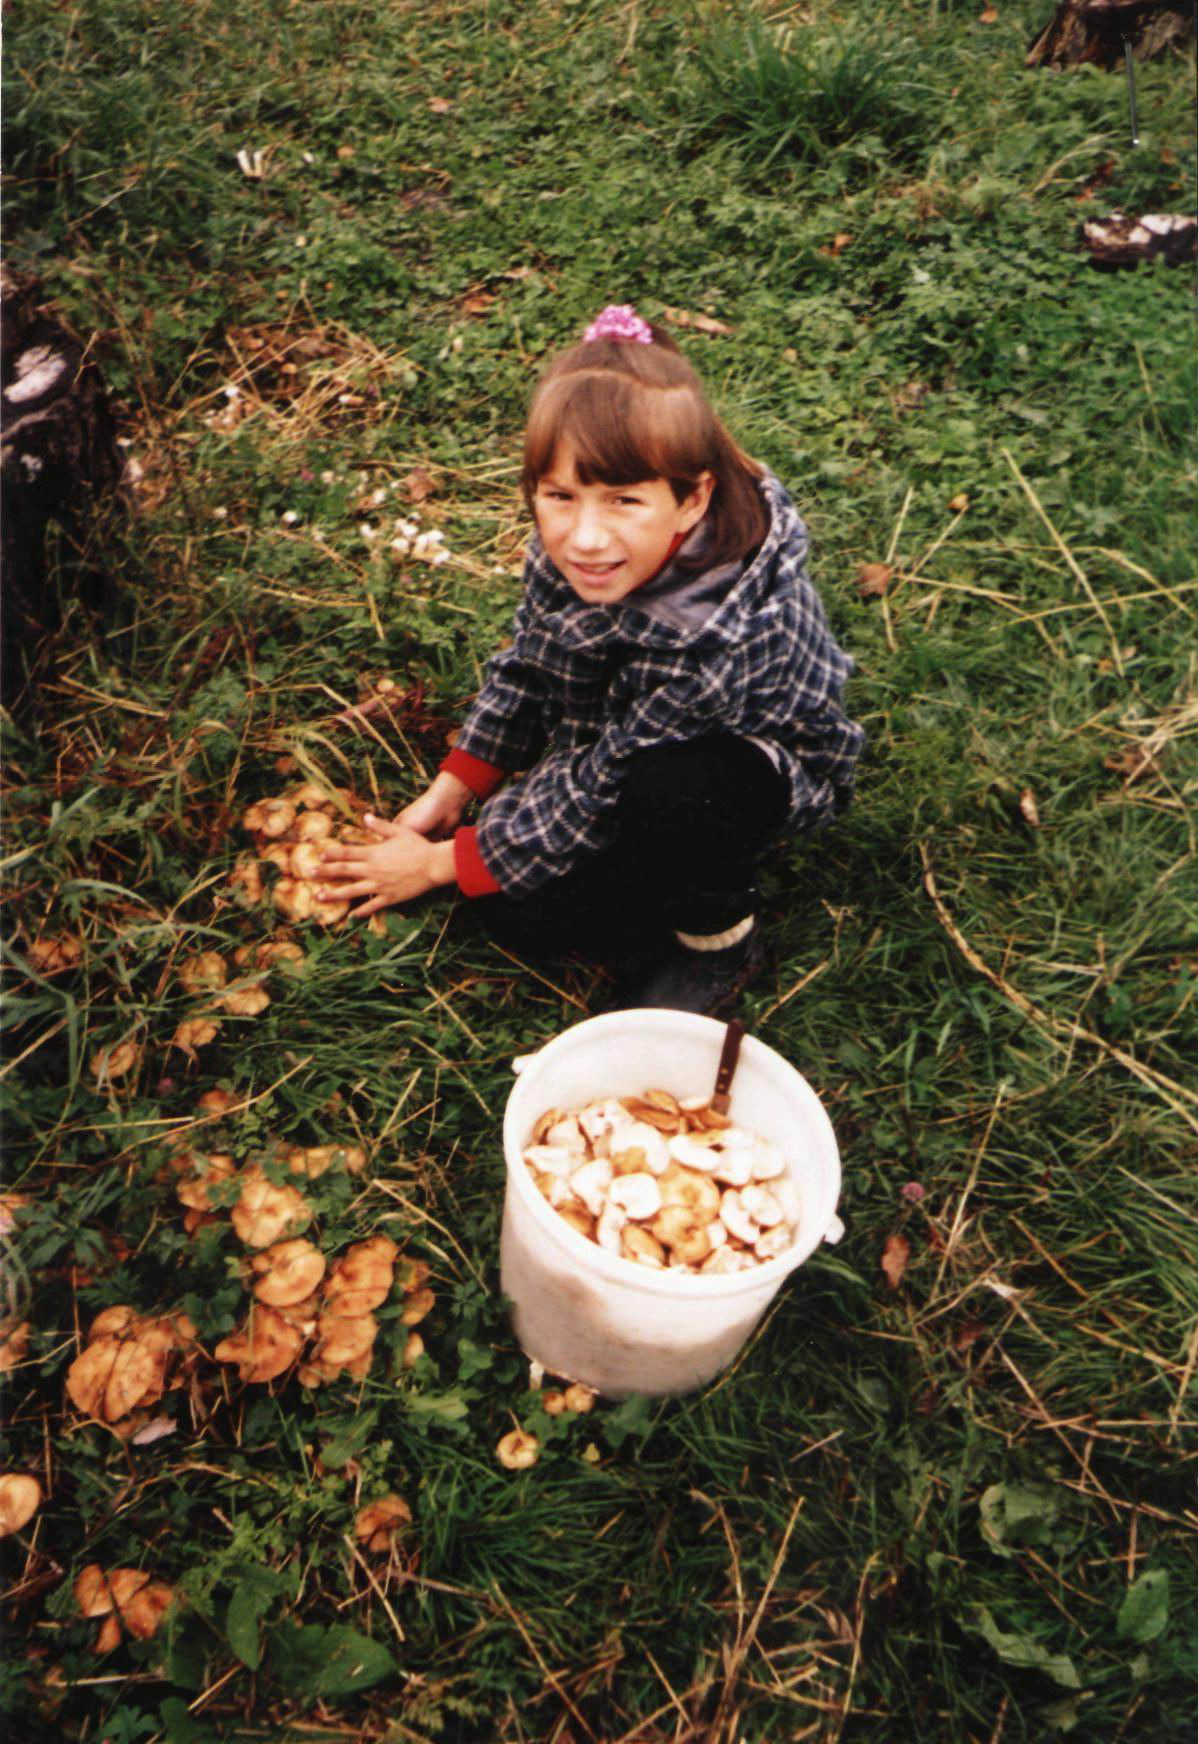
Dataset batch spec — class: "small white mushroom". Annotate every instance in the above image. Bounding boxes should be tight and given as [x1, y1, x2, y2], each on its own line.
[608, 1172, 662, 1221]
[719, 1189, 760, 1247]
[596, 1201, 627, 1255]
[523, 1145, 578, 1178]
[570, 1158, 614, 1219]
[755, 1224, 794, 1262]
[706, 1219, 728, 1249]
[701, 1247, 753, 1275]
[709, 1148, 753, 1188]
[774, 1178, 802, 1227]
[577, 1098, 633, 1156]
[544, 1115, 587, 1154]
[611, 1121, 668, 1175]
[741, 1186, 785, 1228]
[534, 1171, 577, 1210]
[749, 1140, 786, 1180]
[668, 1134, 722, 1173]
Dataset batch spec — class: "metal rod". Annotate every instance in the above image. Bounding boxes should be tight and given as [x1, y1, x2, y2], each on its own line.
[1123, 38, 1140, 148]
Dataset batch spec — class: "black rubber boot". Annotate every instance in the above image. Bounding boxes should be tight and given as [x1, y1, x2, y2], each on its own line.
[596, 925, 766, 1017]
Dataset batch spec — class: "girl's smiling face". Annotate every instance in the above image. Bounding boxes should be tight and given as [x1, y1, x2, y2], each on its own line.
[533, 443, 714, 604]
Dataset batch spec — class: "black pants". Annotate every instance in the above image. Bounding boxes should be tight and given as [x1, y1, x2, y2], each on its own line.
[478, 735, 790, 961]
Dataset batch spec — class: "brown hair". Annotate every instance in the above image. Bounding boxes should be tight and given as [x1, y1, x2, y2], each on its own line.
[522, 324, 769, 568]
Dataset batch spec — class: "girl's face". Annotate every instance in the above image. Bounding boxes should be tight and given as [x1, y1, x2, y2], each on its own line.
[533, 443, 714, 604]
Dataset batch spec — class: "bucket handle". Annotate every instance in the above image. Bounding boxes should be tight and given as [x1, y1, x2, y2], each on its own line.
[823, 1214, 845, 1245]
[511, 1052, 539, 1076]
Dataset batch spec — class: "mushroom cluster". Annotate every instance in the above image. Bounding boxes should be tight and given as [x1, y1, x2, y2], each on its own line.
[523, 1090, 801, 1275]
[171, 1135, 366, 1240]
[74, 1564, 175, 1653]
[65, 1308, 198, 1432]
[233, 782, 371, 924]
[214, 1235, 433, 1388]
[172, 946, 291, 1057]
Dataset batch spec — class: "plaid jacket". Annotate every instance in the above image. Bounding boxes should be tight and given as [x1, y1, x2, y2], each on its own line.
[455, 470, 864, 898]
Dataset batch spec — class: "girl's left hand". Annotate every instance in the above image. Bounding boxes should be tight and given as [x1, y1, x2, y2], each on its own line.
[316, 813, 456, 917]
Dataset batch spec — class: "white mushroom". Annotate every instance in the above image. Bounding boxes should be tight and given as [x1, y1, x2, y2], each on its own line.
[741, 1186, 785, 1228]
[706, 1219, 728, 1249]
[611, 1121, 668, 1175]
[719, 1189, 760, 1247]
[667, 1134, 722, 1173]
[709, 1147, 753, 1188]
[523, 1144, 578, 1178]
[755, 1224, 794, 1262]
[607, 1172, 662, 1221]
[701, 1247, 753, 1275]
[570, 1159, 614, 1219]
[578, 1098, 633, 1155]
[749, 1140, 786, 1180]
[774, 1178, 802, 1227]
[544, 1115, 587, 1154]
[596, 1201, 627, 1255]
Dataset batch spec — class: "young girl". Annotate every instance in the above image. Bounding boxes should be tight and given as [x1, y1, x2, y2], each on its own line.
[317, 305, 864, 1015]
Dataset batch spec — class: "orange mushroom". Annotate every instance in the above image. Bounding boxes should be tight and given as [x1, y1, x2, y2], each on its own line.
[323, 1237, 397, 1317]
[250, 1239, 327, 1307]
[229, 1167, 311, 1247]
[354, 1494, 412, 1553]
[213, 1305, 304, 1383]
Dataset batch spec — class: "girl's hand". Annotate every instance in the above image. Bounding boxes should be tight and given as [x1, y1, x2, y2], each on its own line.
[397, 770, 472, 839]
[317, 814, 456, 917]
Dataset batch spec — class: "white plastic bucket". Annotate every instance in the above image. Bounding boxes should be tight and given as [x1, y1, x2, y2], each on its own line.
[500, 1009, 843, 1399]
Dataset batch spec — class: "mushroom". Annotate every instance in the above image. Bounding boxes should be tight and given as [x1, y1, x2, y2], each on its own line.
[250, 1239, 327, 1307]
[523, 1144, 578, 1178]
[596, 1201, 626, 1256]
[400, 1331, 425, 1368]
[218, 984, 271, 1017]
[0, 1474, 42, 1537]
[541, 1390, 568, 1415]
[177, 952, 229, 995]
[255, 939, 306, 969]
[755, 1225, 793, 1262]
[253, 798, 297, 839]
[26, 933, 83, 975]
[555, 1204, 596, 1242]
[0, 1320, 30, 1373]
[172, 1017, 222, 1056]
[608, 1172, 662, 1221]
[496, 1428, 539, 1470]
[230, 1168, 311, 1247]
[289, 841, 326, 881]
[563, 1384, 596, 1413]
[0, 1193, 30, 1237]
[323, 1236, 397, 1316]
[176, 1153, 236, 1212]
[91, 1041, 141, 1085]
[312, 1309, 377, 1369]
[308, 890, 350, 925]
[228, 857, 264, 906]
[650, 1204, 712, 1267]
[718, 1190, 760, 1248]
[611, 1121, 668, 1175]
[196, 1088, 240, 1116]
[284, 1142, 366, 1178]
[667, 1133, 724, 1174]
[773, 1178, 802, 1228]
[400, 1287, 435, 1327]
[749, 1140, 786, 1181]
[621, 1225, 666, 1268]
[569, 1158, 613, 1218]
[272, 878, 315, 922]
[290, 782, 334, 811]
[214, 1305, 304, 1382]
[74, 1566, 174, 1650]
[354, 1494, 412, 1553]
[656, 1164, 720, 1224]
[260, 842, 294, 873]
[543, 1115, 587, 1154]
[741, 1185, 785, 1228]
[294, 809, 334, 841]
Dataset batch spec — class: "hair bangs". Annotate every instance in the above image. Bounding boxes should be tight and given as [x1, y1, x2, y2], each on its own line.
[523, 373, 710, 502]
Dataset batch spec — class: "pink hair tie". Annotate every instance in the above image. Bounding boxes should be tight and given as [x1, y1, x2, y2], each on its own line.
[583, 304, 653, 345]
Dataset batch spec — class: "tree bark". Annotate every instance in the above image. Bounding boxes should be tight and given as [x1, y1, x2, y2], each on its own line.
[1027, 0, 1195, 69]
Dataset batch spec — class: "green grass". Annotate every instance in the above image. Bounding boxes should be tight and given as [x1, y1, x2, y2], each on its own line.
[2, 2, 1196, 1740]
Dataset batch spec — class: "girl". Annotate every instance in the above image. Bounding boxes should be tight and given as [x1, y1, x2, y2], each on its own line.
[317, 305, 864, 1015]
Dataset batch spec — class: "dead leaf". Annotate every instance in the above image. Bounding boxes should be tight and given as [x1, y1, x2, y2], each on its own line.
[460, 289, 495, 317]
[856, 563, 892, 599]
[1104, 745, 1160, 784]
[953, 1320, 988, 1353]
[428, 96, 453, 115]
[1018, 789, 1041, 828]
[948, 492, 969, 513]
[881, 1231, 911, 1290]
[660, 305, 734, 337]
[979, 4, 998, 21]
[403, 467, 435, 502]
[819, 232, 853, 257]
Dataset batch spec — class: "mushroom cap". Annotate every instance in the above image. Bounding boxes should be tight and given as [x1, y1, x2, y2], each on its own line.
[289, 841, 326, 880]
[213, 1305, 304, 1382]
[218, 984, 271, 1017]
[261, 842, 294, 873]
[607, 1172, 662, 1221]
[308, 891, 350, 925]
[354, 1494, 412, 1550]
[294, 810, 334, 842]
[290, 783, 334, 811]
[562, 1384, 596, 1413]
[323, 1236, 397, 1316]
[177, 952, 229, 994]
[196, 1088, 240, 1116]
[650, 1204, 713, 1266]
[228, 857, 265, 904]
[399, 1287, 435, 1327]
[176, 1153, 236, 1212]
[257, 798, 297, 839]
[230, 1168, 311, 1247]
[173, 1017, 222, 1055]
[496, 1429, 539, 1470]
[251, 1238, 327, 1306]
[0, 1473, 42, 1537]
[313, 1309, 378, 1366]
[621, 1224, 666, 1267]
[272, 878, 314, 921]
[91, 1040, 141, 1083]
[400, 1331, 425, 1368]
[657, 1164, 720, 1224]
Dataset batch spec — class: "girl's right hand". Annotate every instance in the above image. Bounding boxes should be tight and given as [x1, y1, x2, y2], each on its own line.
[397, 770, 473, 839]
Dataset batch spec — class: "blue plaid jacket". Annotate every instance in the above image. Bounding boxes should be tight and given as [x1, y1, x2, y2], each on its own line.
[457, 470, 864, 897]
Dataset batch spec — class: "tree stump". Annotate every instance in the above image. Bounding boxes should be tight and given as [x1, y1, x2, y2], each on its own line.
[1027, 0, 1195, 69]
[1, 267, 125, 702]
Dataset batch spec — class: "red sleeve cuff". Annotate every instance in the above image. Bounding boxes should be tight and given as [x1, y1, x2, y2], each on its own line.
[440, 748, 506, 801]
[453, 826, 502, 897]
